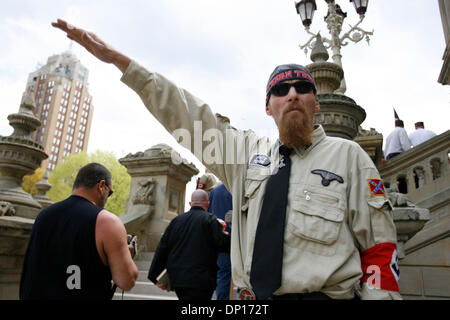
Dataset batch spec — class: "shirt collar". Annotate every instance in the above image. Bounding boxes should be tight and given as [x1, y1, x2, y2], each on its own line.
[190, 206, 206, 212]
[271, 125, 326, 158]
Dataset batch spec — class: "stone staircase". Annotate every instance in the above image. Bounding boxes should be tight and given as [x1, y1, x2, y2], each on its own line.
[113, 252, 178, 300]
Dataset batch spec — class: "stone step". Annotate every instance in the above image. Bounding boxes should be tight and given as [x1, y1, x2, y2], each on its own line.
[136, 251, 154, 261]
[113, 281, 177, 300]
[118, 251, 180, 300]
[112, 248, 235, 300]
[113, 292, 178, 300]
[135, 259, 151, 271]
[130, 281, 165, 295]
[138, 270, 148, 281]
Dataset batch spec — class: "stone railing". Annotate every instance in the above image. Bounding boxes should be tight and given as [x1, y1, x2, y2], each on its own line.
[378, 130, 450, 299]
[378, 130, 449, 213]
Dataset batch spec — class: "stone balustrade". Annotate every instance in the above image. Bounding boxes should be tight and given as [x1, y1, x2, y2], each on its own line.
[379, 130, 450, 299]
[378, 130, 449, 213]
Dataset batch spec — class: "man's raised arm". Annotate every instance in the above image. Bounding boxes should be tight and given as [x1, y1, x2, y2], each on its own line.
[51, 19, 131, 73]
[51, 19, 258, 192]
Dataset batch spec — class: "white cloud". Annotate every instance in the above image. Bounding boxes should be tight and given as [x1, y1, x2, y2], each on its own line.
[1, 0, 449, 210]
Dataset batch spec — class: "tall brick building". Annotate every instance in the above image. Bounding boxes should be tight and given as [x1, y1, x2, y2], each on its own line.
[24, 51, 93, 172]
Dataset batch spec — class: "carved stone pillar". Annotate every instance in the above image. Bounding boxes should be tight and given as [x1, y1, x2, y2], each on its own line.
[119, 144, 199, 252]
[0, 93, 48, 218]
[0, 92, 47, 299]
[33, 170, 53, 209]
[354, 127, 384, 166]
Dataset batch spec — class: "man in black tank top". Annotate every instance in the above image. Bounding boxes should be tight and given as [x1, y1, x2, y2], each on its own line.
[20, 163, 139, 300]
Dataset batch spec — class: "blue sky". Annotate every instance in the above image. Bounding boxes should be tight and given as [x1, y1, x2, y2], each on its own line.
[1, 1, 449, 208]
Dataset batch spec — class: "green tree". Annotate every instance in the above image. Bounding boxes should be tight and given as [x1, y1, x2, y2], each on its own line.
[47, 151, 131, 216]
[22, 167, 45, 196]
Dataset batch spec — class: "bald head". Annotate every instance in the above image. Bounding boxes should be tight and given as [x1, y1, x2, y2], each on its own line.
[190, 189, 210, 211]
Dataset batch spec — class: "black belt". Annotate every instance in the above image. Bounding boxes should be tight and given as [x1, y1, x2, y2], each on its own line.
[238, 288, 334, 300]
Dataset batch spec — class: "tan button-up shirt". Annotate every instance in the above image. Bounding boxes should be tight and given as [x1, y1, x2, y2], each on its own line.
[121, 60, 401, 300]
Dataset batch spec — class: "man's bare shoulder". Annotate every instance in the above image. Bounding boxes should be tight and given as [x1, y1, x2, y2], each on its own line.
[97, 209, 125, 233]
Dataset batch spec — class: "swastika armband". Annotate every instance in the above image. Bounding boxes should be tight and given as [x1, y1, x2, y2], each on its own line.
[360, 242, 400, 292]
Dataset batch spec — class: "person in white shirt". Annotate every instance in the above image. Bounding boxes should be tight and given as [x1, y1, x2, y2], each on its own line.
[384, 120, 412, 160]
[408, 122, 437, 147]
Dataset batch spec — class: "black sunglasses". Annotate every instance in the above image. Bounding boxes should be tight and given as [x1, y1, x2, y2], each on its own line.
[97, 179, 113, 197]
[270, 81, 314, 97]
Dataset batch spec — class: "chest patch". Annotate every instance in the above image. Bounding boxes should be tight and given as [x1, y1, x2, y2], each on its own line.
[311, 169, 344, 186]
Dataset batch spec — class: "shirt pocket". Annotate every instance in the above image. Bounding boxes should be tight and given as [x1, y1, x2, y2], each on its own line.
[288, 185, 345, 246]
[241, 167, 270, 211]
[366, 196, 396, 244]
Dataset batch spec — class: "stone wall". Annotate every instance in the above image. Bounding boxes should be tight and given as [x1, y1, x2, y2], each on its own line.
[0, 216, 34, 299]
[379, 130, 450, 299]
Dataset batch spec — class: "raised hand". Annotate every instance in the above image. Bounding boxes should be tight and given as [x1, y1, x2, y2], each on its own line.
[51, 19, 131, 73]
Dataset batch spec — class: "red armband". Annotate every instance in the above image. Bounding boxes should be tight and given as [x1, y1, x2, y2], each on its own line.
[196, 178, 206, 190]
[360, 242, 400, 292]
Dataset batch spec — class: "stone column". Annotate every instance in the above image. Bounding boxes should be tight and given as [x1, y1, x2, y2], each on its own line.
[354, 127, 384, 166]
[0, 92, 47, 218]
[0, 92, 48, 299]
[33, 170, 53, 209]
[0, 214, 34, 299]
[119, 144, 199, 253]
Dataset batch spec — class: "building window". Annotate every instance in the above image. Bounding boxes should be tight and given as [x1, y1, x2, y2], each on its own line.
[396, 176, 408, 194]
[413, 167, 425, 189]
[430, 158, 442, 180]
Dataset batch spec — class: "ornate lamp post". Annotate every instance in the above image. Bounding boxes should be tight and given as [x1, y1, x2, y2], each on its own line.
[295, 0, 373, 93]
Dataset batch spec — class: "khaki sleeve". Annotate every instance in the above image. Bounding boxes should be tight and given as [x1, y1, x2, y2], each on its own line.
[120, 60, 255, 190]
[347, 145, 401, 300]
[347, 148, 397, 251]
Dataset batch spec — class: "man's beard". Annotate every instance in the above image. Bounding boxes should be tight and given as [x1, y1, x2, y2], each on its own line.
[278, 105, 314, 149]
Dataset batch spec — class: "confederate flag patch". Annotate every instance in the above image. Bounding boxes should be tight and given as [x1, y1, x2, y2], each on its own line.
[367, 178, 386, 197]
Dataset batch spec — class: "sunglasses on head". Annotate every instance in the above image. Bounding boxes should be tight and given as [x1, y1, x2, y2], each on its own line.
[270, 81, 314, 97]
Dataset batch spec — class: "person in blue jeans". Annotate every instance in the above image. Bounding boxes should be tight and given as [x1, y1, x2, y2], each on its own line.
[208, 183, 232, 300]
